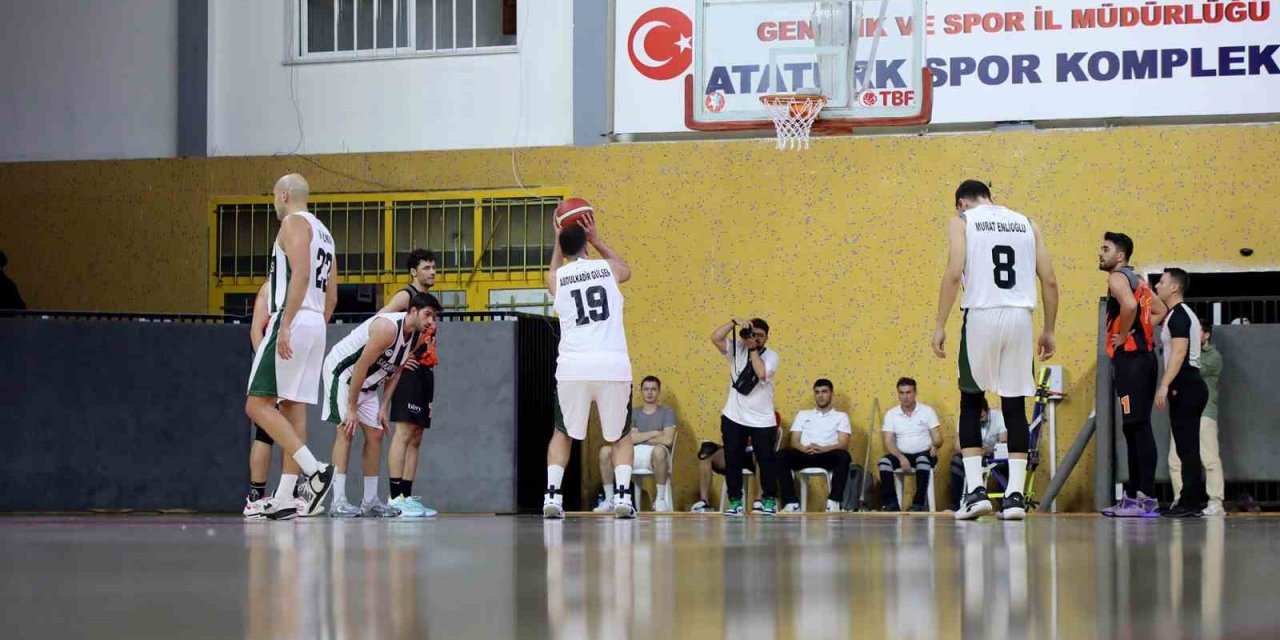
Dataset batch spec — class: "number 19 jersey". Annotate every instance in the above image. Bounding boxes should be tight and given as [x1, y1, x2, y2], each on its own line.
[960, 204, 1037, 310]
[553, 258, 632, 382]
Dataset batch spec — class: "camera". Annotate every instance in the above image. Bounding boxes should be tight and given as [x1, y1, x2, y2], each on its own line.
[739, 326, 755, 340]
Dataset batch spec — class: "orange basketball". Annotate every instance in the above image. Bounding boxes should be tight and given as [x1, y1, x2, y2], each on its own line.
[554, 197, 594, 229]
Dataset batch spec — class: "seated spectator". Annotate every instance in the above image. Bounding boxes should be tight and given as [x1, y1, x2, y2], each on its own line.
[948, 397, 1007, 511]
[690, 411, 781, 512]
[779, 379, 852, 513]
[878, 377, 942, 512]
[597, 376, 677, 512]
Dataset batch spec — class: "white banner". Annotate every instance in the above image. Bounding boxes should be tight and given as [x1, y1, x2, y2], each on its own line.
[615, 0, 1280, 133]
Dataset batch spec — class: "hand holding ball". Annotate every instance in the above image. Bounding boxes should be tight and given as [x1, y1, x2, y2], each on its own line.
[553, 197, 594, 230]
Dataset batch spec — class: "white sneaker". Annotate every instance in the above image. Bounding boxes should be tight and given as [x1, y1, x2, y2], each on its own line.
[1202, 503, 1227, 517]
[396, 496, 437, 518]
[592, 497, 614, 513]
[261, 497, 298, 521]
[654, 497, 672, 512]
[543, 491, 564, 519]
[243, 497, 269, 520]
[780, 502, 801, 513]
[689, 500, 709, 513]
[295, 496, 325, 517]
[826, 500, 842, 513]
[614, 494, 637, 519]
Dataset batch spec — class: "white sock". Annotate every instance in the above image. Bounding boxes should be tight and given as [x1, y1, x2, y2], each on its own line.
[962, 456, 984, 494]
[547, 465, 565, 492]
[292, 446, 322, 476]
[1008, 459, 1028, 495]
[615, 465, 633, 495]
[604, 484, 615, 500]
[363, 476, 378, 504]
[658, 482, 671, 502]
[332, 473, 347, 504]
[275, 474, 298, 501]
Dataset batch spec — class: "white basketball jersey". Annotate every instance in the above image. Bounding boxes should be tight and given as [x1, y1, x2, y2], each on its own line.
[268, 211, 336, 316]
[553, 258, 632, 382]
[325, 313, 415, 391]
[960, 205, 1037, 310]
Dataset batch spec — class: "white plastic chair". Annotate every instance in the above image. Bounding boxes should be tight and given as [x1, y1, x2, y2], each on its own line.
[797, 467, 834, 512]
[633, 432, 676, 512]
[893, 467, 938, 511]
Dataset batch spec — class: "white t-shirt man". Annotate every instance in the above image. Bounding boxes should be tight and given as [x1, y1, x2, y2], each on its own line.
[791, 408, 852, 447]
[882, 403, 941, 454]
[721, 338, 779, 428]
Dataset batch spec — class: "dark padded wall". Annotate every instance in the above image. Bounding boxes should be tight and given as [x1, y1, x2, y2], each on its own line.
[0, 318, 521, 512]
[0, 319, 250, 511]
[1152, 324, 1280, 481]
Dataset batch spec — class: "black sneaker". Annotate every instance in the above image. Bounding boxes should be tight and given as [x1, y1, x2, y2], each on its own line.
[302, 464, 334, 517]
[954, 487, 993, 521]
[1160, 503, 1203, 518]
[879, 503, 901, 512]
[907, 504, 929, 513]
[999, 492, 1027, 520]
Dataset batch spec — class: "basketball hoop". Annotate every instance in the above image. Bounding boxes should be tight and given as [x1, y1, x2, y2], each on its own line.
[760, 93, 827, 150]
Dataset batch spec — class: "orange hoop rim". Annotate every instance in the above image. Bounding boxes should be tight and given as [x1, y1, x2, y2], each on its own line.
[759, 94, 828, 107]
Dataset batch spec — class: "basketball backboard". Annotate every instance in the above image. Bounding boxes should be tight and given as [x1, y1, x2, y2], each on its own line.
[686, 0, 931, 133]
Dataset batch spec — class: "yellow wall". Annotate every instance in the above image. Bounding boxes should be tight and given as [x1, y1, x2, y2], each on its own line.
[3, 124, 1277, 510]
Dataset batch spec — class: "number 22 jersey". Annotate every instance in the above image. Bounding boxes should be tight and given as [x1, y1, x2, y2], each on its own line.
[960, 204, 1038, 310]
[553, 258, 632, 382]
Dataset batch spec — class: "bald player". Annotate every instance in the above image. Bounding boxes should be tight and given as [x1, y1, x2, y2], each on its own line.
[933, 180, 1059, 521]
[244, 173, 338, 520]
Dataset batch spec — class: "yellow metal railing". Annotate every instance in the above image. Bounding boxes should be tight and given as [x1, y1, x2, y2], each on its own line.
[208, 188, 566, 314]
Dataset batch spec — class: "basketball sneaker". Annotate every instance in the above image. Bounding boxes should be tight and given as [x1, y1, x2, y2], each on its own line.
[723, 499, 744, 516]
[543, 489, 564, 519]
[753, 497, 777, 516]
[1136, 492, 1160, 517]
[1102, 493, 1149, 518]
[300, 464, 334, 517]
[826, 500, 842, 513]
[592, 496, 614, 513]
[613, 492, 636, 519]
[243, 497, 269, 520]
[780, 502, 801, 513]
[689, 500, 709, 513]
[361, 500, 401, 518]
[329, 499, 360, 518]
[1160, 502, 1203, 518]
[393, 496, 436, 518]
[1201, 503, 1227, 517]
[262, 496, 298, 521]
[999, 492, 1027, 520]
[955, 487, 993, 521]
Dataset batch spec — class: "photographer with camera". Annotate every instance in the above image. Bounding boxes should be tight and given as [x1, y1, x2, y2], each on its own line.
[710, 318, 781, 516]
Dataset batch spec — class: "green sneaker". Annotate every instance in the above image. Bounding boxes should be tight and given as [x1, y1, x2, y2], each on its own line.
[754, 497, 778, 516]
[723, 498, 744, 516]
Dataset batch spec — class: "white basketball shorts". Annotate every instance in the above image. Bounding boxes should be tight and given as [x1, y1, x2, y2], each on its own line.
[247, 310, 325, 404]
[556, 380, 632, 442]
[959, 307, 1035, 398]
[321, 369, 383, 429]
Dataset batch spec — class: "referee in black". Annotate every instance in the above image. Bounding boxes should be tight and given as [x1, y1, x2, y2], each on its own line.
[1154, 268, 1210, 518]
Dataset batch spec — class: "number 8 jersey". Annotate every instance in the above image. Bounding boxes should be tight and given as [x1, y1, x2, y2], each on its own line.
[553, 258, 632, 382]
[960, 204, 1038, 310]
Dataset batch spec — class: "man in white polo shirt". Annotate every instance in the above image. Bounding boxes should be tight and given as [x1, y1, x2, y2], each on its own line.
[879, 377, 943, 512]
[779, 379, 852, 513]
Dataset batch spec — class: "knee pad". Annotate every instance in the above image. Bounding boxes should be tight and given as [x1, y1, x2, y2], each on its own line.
[1002, 396, 1029, 454]
[254, 426, 274, 446]
[958, 391, 985, 449]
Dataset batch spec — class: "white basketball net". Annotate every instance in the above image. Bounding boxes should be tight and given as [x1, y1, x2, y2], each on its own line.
[760, 95, 828, 150]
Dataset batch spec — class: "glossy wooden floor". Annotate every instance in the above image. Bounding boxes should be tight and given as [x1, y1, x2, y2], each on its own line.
[2, 514, 1278, 639]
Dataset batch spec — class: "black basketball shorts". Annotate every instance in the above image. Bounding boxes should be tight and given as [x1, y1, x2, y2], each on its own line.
[390, 365, 434, 428]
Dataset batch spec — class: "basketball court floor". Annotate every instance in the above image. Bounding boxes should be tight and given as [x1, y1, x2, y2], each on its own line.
[3, 514, 1278, 639]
